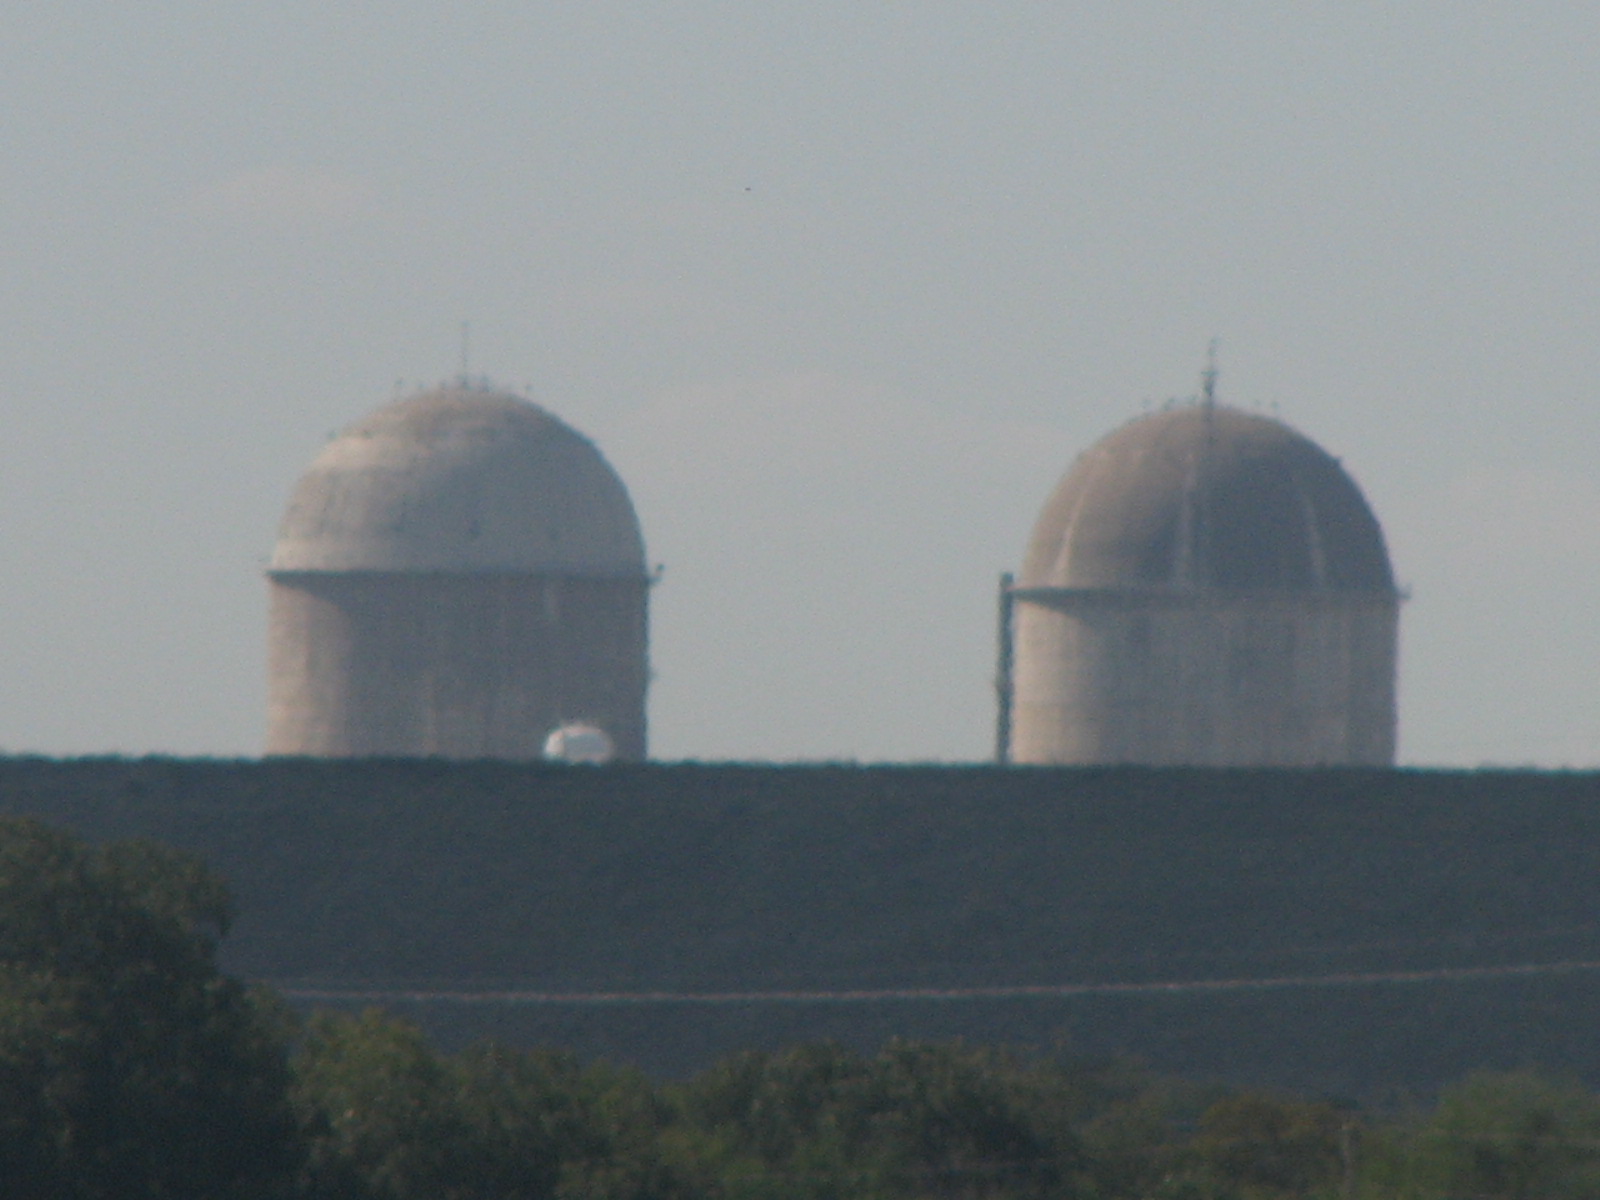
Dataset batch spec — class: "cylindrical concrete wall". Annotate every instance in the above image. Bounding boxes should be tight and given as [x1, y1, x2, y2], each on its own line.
[267, 572, 648, 759]
[1011, 589, 1397, 765]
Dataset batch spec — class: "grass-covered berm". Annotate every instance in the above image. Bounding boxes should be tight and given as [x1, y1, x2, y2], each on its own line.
[5, 814, 1600, 1200]
[3, 759, 1600, 1096]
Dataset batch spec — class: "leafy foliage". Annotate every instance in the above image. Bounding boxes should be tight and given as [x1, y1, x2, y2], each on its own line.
[0, 817, 301, 1199]
[293, 1008, 684, 1200]
[667, 1040, 1087, 1199]
[1356, 1070, 1600, 1200]
[1180, 1092, 1350, 1198]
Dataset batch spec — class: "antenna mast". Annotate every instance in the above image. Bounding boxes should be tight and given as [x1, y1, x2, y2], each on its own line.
[994, 572, 1016, 764]
[1201, 337, 1219, 409]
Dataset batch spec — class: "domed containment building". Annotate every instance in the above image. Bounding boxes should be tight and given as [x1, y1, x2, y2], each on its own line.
[1005, 401, 1399, 766]
[266, 384, 649, 760]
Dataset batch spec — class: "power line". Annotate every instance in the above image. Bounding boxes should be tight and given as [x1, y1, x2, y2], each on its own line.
[277, 957, 1600, 1007]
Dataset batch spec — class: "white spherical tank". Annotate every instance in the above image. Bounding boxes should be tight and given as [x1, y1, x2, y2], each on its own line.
[1006, 403, 1399, 766]
[266, 384, 650, 760]
[542, 722, 617, 764]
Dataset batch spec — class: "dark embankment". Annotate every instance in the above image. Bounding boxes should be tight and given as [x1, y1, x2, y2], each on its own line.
[0, 758, 1596, 1096]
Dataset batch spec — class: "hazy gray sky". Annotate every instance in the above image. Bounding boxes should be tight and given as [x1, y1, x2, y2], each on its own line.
[3, 4, 1597, 764]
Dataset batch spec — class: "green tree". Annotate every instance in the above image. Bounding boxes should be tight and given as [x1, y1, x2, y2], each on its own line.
[294, 1008, 684, 1200]
[1183, 1091, 1347, 1198]
[671, 1039, 1087, 1200]
[1061, 1057, 1219, 1200]
[1401, 1070, 1600, 1200]
[0, 817, 301, 1199]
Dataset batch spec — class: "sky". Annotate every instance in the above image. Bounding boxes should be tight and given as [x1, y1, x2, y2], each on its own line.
[2, 3, 1597, 765]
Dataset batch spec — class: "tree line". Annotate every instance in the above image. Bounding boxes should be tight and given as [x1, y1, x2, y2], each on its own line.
[3, 815, 1599, 1199]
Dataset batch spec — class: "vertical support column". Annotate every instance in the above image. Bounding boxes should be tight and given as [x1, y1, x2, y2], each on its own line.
[994, 572, 1015, 764]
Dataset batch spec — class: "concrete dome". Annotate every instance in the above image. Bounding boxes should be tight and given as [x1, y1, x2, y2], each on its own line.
[1020, 404, 1394, 594]
[270, 385, 645, 575]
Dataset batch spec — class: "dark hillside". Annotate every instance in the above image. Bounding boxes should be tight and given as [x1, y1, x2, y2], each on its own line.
[1, 759, 1598, 1094]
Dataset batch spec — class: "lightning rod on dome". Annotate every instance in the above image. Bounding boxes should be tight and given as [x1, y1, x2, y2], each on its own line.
[1201, 338, 1220, 409]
